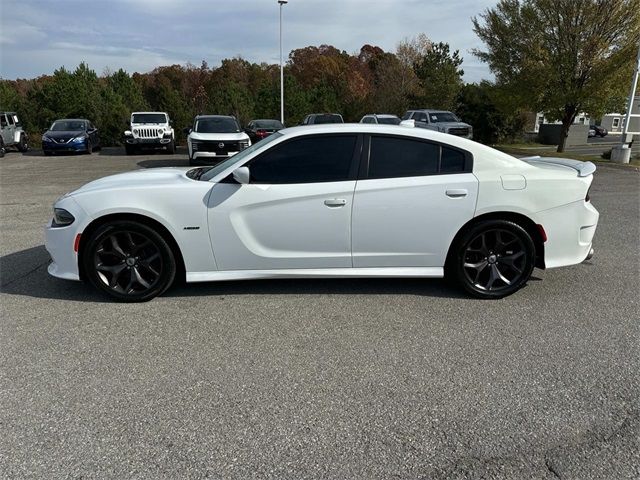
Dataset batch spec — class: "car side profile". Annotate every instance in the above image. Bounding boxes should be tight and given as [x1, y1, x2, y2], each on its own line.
[45, 124, 598, 302]
[42, 119, 100, 155]
[0, 111, 29, 157]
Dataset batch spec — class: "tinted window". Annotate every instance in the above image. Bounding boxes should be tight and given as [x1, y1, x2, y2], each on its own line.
[441, 147, 466, 173]
[195, 117, 240, 133]
[132, 113, 167, 124]
[401, 112, 413, 120]
[377, 117, 401, 125]
[369, 136, 439, 179]
[312, 114, 343, 124]
[429, 112, 459, 123]
[362, 117, 375, 124]
[255, 120, 283, 129]
[249, 135, 357, 184]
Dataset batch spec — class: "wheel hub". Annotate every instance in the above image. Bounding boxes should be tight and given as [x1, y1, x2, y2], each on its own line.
[125, 257, 136, 266]
[488, 254, 497, 264]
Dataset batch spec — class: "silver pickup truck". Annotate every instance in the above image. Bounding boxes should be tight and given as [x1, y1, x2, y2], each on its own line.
[402, 109, 473, 139]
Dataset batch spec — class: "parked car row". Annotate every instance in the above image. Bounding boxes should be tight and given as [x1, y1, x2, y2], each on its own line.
[1, 107, 472, 159]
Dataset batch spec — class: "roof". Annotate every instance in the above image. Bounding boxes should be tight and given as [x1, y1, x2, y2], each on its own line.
[54, 118, 89, 122]
[408, 109, 454, 114]
[131, 112, 168, 115]
[363, 114, 400, 118]
[195, 115, 236, 119]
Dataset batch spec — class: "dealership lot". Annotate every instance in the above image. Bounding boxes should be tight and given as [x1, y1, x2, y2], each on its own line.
[1, 149, 639, 478]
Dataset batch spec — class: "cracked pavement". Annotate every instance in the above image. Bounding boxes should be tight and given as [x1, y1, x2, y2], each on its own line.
[1, 149, 639, 479]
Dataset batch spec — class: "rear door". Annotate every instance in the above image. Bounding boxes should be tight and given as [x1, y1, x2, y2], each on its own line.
[208, 133, 362, 270]
[351, 134, 478, 268]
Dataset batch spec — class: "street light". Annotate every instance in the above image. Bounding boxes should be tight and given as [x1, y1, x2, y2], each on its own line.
[278, 0, 288, 125]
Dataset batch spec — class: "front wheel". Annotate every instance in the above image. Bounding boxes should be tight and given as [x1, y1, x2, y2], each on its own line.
[82, 221, 177, 302]
[449, 220, 535, 299]
[166, 139, 176, 154]
[85, 140, 93, 154]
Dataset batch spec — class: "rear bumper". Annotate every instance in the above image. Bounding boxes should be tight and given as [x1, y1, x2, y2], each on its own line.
[536, 200, 599, 268]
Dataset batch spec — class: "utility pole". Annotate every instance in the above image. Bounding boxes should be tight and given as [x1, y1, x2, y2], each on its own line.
[278, 0, 288, 125]
[612, 41, 640, 163]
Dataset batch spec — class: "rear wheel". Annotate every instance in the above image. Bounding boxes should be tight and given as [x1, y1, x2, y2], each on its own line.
[83, 221, 177, 302]
[450, 220, 535, 299]
[17, 134, 28, 152]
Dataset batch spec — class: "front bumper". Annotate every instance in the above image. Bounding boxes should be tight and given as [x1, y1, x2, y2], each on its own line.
[43, 140, 88, 153]
[45, 220, 81, 280]
[125, 136, 172, 147]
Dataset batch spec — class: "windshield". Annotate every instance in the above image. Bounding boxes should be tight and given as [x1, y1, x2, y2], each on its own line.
[314, 114, 343, 124]
[429, 112, 459, 123]
[199, 132, 282, 181]
[255, 120, 284, 129]
[377, 117, 401, 125]
[50, 120, 86, 131]
[195, 117, 240, 133]
[132, 113, 167, 124]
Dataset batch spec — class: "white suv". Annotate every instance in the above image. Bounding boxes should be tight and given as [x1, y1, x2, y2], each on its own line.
[186, 115, 251, 166]
[124, 112, 175, 154]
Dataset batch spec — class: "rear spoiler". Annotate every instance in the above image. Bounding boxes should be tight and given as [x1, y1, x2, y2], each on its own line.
[520, 156, 596, 177]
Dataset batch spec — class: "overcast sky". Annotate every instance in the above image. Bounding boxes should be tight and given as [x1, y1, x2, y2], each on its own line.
[0, 0, 495, 82]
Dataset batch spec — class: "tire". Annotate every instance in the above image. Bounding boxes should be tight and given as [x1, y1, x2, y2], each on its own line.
[85, 140, 93, 155]
[166, 139, 176, 154]
[17, 134, 28, 152]
[448, 219, 535, 299]
[0, 139, 4, 158]
[82, 220, 177, 302]
[125, 145, 136, 155]
[44, 150, 52, 156]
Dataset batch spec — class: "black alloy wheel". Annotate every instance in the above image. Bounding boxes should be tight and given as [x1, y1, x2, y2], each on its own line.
[83, 221, 176, 302]
[452, 220, 535, 299]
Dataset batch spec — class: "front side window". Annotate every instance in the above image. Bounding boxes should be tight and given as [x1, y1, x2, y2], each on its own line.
[6, 114, 14, 125]
[362, 117, 375, 124]
[369, 136, 438, 179]
[0, 115, 7, 127]
[249, 135, 357, 184]
[414, 112, 428, 123]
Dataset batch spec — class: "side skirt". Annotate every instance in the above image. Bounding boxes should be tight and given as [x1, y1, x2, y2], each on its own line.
[186, 267, 444, 283]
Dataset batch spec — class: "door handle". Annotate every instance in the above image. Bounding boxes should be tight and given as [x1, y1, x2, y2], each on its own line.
[324, 198, 347, 207]
[446, 189, 468, 198]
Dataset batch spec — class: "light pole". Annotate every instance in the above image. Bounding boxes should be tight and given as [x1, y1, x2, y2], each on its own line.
[278, 0, 288, 125]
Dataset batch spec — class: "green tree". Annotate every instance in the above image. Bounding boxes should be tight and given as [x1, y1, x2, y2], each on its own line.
[473, 0, 640, 152]
[413, 42, 464, 110]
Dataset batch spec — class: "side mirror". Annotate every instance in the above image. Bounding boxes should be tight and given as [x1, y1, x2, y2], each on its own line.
[183, 127, 191, 135]
[232, 166, 250, 184]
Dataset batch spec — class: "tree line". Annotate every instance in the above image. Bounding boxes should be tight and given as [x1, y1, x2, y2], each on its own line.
[0, 34, 525, 147]
[2, 0, 638, 152]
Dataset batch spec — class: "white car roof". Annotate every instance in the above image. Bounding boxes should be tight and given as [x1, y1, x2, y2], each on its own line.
[131, 112, 168, 115]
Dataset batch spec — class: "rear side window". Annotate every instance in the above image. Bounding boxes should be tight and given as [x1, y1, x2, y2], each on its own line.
[368, 136, 439, 179]
[249, 135, 357, 184]
[367, 136, 471, 179]
[441, 147, 466, 172]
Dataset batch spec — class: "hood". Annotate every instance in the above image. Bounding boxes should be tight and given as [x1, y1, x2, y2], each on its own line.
[189, 131, 249, 141]
[70, 167, 194, 196]
[45, 130, 86, 139]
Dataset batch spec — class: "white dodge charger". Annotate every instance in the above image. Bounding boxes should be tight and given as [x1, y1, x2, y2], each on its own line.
[45, 124, 599, 302]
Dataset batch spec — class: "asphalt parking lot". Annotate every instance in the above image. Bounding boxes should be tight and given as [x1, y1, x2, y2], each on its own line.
[1, 148, 639, 479]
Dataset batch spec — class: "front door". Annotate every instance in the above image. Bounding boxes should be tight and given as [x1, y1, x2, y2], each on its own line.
[208, 134, 361, 271]
[352, 135, 478, 268]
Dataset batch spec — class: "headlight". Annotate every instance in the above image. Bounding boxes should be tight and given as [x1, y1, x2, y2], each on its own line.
[133, 128, 139, 134]
[52, 208, 75, 227]
[72, 135, 87, 143]
[158, 127, 164, 134]
[42, 135, 52, 142]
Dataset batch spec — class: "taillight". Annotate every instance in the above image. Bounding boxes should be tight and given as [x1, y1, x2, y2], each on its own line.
[256, 129, 268, 138]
